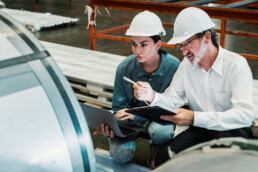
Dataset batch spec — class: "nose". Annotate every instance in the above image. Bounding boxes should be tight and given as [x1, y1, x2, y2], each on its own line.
[182, 46, 188, 56]
[134, 46, 142, 56]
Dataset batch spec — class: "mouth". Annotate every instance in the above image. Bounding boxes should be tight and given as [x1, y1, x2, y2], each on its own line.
[136, 56, 143, 60]
[186, 52, 194, 61]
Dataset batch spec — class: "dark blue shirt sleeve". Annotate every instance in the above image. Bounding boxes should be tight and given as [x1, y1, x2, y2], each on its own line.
[112, 65, 131, 116]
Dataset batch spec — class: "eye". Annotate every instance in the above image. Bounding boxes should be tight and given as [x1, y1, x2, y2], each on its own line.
[132, 42, 137, 47]
[141, 43, 147, 47]
[186, 40, 191, 45]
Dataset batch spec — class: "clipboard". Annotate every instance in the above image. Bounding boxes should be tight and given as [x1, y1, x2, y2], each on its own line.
[125, 106, 177, 124]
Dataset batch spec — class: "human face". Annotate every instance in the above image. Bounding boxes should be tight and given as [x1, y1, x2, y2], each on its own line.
[131, 36, 160, 63]
[179, 34, 207, 64]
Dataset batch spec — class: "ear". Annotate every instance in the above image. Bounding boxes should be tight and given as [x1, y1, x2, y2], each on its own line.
[156, 40, 162, 51]
[204, 31, 211, 43]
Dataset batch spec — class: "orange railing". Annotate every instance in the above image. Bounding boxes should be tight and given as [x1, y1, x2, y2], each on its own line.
[88, 0, 258, 60]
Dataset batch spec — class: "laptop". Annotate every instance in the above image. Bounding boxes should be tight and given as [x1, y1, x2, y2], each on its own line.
[80, 103, 144, 137]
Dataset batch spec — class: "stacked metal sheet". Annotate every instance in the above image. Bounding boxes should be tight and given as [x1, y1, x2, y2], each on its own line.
[0, 8, 79, 31]
[42, 41, 125, 108]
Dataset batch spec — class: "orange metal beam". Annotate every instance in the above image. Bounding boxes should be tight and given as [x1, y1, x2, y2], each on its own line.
[35, 0, 39, 12]
[220, 19, 227, 48]
[89, 9, 97, 50]
[94, 34, 176, 48]
[239, 53, 258, 61]
[225, 31, 258, 38]
[69, 0, 72, 8]
[97, 25, 130, 35]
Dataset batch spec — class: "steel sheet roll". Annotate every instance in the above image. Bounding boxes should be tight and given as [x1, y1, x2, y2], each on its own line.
[0, 11, 96, 172]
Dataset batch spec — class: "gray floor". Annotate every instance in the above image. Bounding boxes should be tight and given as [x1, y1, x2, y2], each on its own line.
[3, 0, 258, 168]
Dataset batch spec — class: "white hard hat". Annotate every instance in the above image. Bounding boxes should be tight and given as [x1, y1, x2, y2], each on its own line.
[168, 7, 215, 45]
[126, 11, 166, 36]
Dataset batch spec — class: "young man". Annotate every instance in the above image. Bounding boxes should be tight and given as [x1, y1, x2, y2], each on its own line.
[133, 7, 255, 166]
[93, 11, 180, 168]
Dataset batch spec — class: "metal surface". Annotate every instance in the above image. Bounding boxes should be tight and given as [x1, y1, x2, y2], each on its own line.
[153, 138, 258, 172]
[0, 11, 96, 172]
[88, 0, 258, 60]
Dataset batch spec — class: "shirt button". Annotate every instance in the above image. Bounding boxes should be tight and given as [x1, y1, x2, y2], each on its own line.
[149, 78, 151, 81]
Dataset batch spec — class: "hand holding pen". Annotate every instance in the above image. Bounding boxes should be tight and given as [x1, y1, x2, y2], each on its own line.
[123, 76, 136, 85]
[123, 76, 155, 103]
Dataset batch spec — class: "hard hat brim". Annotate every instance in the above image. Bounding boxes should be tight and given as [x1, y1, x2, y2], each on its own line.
[167, 34, 194, 45]
[125, 30, 166, 37]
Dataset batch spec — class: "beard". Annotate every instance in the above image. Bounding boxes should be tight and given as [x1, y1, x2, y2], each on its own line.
[188, 39, 208, 64]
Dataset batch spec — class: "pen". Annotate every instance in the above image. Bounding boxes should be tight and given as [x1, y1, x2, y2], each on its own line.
[123, 76, 136, 85]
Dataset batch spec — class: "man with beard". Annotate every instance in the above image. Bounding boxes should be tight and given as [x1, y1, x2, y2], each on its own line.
[133, 7, 255, 167]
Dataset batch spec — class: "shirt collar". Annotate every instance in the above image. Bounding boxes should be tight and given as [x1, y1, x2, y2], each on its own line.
[190, 45, 224, 76]
[136, 53, 165, 77]
[210, 45, 224, 76]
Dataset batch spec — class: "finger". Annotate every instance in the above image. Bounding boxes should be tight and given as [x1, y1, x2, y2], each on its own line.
[137, 81, 147, 88]
[134, 89, 144, 96]
[116, 113, 126, 119]
[115, 113, 120, 119]
[135, 85, 146, 92]
[174, 108, 182, 113]
[136, 81, 142, 86]
[133, 83, 139, 89]
[121, 116, 129, 121]
[101, 124, 105, 133]
[110, 130, 114, 138]
[93, 130, 102, 135]
[105, 125, 110, 136]
[139, 88, 146, 94]
[161, 115, 175, 122]
[124, 111, 133, 115]
[134, 91, 141, 100]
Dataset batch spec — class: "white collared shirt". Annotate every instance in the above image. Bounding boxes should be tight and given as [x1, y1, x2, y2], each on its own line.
[151, 46, 255, 131]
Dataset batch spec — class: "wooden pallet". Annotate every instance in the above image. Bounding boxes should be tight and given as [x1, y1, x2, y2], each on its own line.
[70, 80, 113, 108]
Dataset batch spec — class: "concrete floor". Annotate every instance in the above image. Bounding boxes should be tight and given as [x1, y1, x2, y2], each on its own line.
[3, 0, 258, 168]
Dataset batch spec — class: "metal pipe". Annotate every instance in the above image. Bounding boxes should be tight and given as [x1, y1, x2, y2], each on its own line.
[187, 0, 221, 5]
[223, 0, 258, 8]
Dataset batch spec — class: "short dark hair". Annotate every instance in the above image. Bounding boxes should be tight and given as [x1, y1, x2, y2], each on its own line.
[197, 29, 218, 48]
[150, 35, 167, 54]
